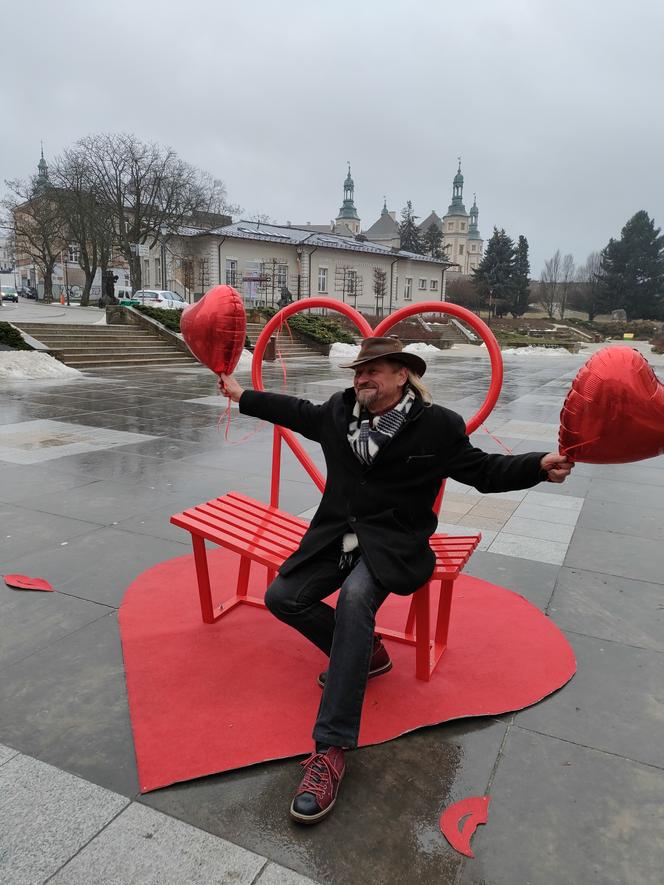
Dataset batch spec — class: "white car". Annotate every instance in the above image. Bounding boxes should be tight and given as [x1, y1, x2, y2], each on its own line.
[133, 290, 187, 310]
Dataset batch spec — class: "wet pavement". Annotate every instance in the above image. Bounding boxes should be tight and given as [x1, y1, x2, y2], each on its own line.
[1, 342, 663, 884]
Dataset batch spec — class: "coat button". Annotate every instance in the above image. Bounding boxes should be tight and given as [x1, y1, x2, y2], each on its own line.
[349, 516, 357, 523]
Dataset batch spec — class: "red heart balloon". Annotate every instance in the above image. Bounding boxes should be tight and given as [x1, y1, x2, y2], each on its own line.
[559, 346, 664, 463]
[180, 285, 246, 375]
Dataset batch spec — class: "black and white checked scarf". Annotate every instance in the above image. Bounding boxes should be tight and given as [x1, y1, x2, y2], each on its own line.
[340, 386, 416, 569]
[347, 386, 416, 466]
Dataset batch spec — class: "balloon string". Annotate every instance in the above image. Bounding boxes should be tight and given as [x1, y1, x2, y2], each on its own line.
[480, 424, 513, 455]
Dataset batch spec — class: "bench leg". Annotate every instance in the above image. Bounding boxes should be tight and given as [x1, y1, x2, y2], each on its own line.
[237, 556, 251, 598]
[191, 535, 216, 624]
[415, 583, 432, 681]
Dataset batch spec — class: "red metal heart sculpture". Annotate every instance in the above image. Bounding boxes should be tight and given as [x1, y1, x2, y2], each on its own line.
[559, 346, 664, 464]
[181, 285, 246, 375]
[251, 299, 503, 490]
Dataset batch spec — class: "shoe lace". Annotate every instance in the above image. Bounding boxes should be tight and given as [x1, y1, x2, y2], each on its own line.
[298, 752, 339, 801]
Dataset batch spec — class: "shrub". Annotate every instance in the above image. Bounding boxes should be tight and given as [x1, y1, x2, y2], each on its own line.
[257, 307, 355, 345]
[134, 305, 182, 332]
[0, 321, 32, 350]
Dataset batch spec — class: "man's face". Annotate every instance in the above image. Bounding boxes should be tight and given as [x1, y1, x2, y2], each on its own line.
[353, 359, 407, 412]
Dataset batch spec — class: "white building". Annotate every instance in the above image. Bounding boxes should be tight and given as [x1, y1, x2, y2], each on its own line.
[150, 221, 453, 314]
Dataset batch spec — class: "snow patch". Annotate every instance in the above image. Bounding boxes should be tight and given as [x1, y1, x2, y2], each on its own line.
[328, 342, 360, 363]
[0, 351, 82, 379]
[235, 348, 254, 370]
[403, 342, 445, 356]
[502, 346, 573, 356]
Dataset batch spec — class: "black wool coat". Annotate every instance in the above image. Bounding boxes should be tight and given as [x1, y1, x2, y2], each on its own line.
[240, 388, 547, 596]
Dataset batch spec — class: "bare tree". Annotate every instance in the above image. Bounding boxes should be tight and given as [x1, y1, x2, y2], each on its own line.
[558, 253, 575, 319]
[3, 176, 65, 302]
[51, 148, 115, 306]
[373, 267, 387, 317]
[570, 251, 603, 321]
[539, 250, 562, 319]
[76, 133, 236, 292]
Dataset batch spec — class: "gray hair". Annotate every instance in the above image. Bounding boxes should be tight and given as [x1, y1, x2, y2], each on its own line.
[406, 369, 433, 406]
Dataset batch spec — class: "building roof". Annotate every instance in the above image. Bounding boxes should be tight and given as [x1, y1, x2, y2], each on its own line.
[363, 212, 400, 241]
[178, 220, 452, 265]
[418, 211, 443, 232]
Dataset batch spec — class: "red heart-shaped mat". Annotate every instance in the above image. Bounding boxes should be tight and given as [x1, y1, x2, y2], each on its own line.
[559, 346, 664, 463]
[119, 547, 576, 793]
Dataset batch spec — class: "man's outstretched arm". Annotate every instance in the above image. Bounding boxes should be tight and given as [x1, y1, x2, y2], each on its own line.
[218, 373, 326, 442]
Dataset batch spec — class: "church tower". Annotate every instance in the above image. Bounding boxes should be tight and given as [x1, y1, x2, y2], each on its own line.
[335, 163, 361, 235]
[465, 193, 484, 272]
[442, 159, 472, 274]
[36, 143, 49, 191]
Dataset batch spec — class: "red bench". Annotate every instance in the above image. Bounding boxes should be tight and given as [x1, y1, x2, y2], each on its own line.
[171, 489, 480, 681]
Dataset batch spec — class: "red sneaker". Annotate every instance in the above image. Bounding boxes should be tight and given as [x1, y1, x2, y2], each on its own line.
[289, 747, 346, 824]
[318, 634, 392, 688]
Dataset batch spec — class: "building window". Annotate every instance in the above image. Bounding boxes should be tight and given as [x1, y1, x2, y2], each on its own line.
[143, 258, 150, 286]
[430, 279, 438, 291]
[346, 269, 357, 297]
[225, 259, 238, 286]
[67, 244, 80, 263]
[276, 263, 288, 288]
[318, 267, 328, 293]
[460, 222, 466, 231]
[458, 244, 464, 256]
[154, 257, 161, 288]
[405, 277, 412, 300]
[418, 278, 427, 290]
[448, 222, 454, 231]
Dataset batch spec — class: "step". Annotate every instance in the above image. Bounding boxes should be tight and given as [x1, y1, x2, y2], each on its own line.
[65, 355, 196, 368]
[54, 348, 194, 360]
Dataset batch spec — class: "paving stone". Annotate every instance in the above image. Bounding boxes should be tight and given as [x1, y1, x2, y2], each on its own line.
[0, 503, 100, 565]
[565, 527, 664, 585]
[257, 863, 321, 885]
[488, 533, 568, 566]
[516, 631, 664, 769]
[501, 515, 575, 544]
[0, 581, 109, 667]
[458, 727, 664, 885]
[577, 497, 664, 542]
[549, 567, 664, 652]
[0, 753, 128, 884]
[463, 549, 559, 610]
[49, 802, 265, 885]
[0, 614, 139, 795]
[0, 743, 18, 765]
[510, 501, 580, 526]
[586, 477, 664, 510]
[523, 490, 584, 510]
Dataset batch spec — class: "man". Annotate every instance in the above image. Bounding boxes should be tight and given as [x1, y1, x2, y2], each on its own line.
[219, 336, 571, 825]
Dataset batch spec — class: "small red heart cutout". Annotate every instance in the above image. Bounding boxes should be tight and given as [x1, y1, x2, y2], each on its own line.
[560, 346, 664, 463]
[4, 574, 55, 592]
[181, 285, 246, 375]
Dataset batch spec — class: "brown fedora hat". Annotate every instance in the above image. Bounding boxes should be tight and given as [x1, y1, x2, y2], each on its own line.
[339, 336, 427, 376]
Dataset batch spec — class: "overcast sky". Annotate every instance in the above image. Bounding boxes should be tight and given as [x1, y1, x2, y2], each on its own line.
[1, 0, 662, 273]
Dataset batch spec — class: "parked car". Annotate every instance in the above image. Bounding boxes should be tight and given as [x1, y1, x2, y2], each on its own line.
[20, 287, 38, 299]
[133, 290, 187, 310]
[1, 286, 19, 303]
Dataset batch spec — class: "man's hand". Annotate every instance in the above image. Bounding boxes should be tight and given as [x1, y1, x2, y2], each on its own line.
[540, 453, 573, 484]
[218, 373, 244, 403]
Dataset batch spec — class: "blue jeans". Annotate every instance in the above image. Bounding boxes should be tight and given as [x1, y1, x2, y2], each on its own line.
[265, 549, 390, 749]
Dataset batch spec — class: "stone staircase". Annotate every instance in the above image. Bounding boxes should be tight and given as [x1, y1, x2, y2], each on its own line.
[245, 322, 324, 362]
[13, 322, 198, 370]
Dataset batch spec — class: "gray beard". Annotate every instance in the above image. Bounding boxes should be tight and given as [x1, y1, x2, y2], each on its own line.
[356, 388, 379, 408]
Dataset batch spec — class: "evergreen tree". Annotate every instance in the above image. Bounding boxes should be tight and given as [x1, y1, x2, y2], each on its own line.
[599, 211, 664, 319]
[510, 235, 530, 316]
[472, 227, 516, 314]
[399, 201, 423, 254]
[422, 222, 443, 259]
